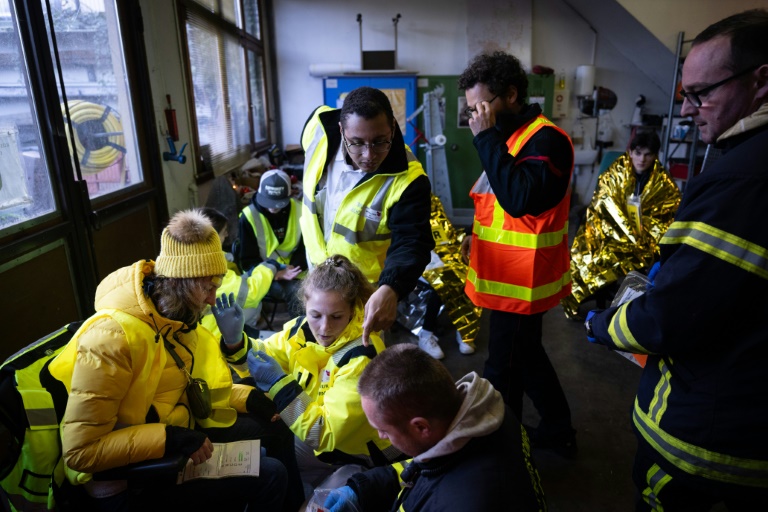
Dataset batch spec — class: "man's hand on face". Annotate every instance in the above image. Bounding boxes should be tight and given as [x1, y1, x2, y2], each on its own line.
[468, 101, 497, 136]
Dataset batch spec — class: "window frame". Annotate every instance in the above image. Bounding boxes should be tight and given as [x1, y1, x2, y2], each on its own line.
[178, 0, 275, 183]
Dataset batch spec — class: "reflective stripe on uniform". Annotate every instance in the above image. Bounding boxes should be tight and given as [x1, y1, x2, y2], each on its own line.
[467, 267, 570, 302]
[245, 201, 301, 264]
[607, 302, 654, 354]
[473, 219, 569, 248]
[641, 464, 672, 511]
[662, 221, 768, 280]
[648, 359, 672, 424]
[331, 177, 395, 244]
[633, 400, 768, 487]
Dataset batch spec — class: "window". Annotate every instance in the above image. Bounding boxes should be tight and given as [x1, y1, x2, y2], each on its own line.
[48, 0, 144, 201]
[0, 0, 144, 232]
[181, 0, 271, 180]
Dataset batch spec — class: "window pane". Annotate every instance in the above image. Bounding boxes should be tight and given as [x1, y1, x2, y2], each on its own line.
[0, 0, 56, 232]
[187, 12, 250, 175]
[243, 0, 260, 39]
[45, 0, 144, 200]
[192, 0, 239, 27]
[248, 50, 267, 143]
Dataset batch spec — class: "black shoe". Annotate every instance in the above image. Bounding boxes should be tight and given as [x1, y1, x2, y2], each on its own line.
[524, 425, 578, 459]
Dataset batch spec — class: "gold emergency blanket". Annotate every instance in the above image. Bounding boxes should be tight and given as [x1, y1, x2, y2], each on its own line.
[561, 154, 681, 318]
[398, 195, 482, 343]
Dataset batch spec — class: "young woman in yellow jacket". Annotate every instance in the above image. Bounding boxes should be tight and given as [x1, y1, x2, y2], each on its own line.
[217, 254, 404, 490]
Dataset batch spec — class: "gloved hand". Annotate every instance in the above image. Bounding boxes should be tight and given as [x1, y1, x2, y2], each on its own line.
[585, 310, 599, 343]
[323, 486, 360, 512]
[646, 261, 661, 290]
[164, 425, 208, 458]
[211, 292, 244, 347]
[247, 350, 286, 392]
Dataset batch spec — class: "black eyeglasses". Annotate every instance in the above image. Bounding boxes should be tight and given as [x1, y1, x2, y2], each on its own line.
[464, 94, 500, 117]
[680, 65, 758, 108]
[341, 129, 393, 155]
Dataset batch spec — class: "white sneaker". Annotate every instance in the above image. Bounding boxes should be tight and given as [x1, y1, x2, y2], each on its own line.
[418, 331, 444, 359]
[456, 330, 476, 354]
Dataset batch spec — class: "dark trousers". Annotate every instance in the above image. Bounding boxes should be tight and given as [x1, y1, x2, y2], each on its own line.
[204, 414, 303, 512]
[80, 416, 295, 512]
[633, 445, 768, 511]
[422, 287, 443, 332]
[483, 309, 572, 436]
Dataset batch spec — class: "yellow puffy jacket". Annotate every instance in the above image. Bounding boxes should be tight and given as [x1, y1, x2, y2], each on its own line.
[48, 261, 254, 482]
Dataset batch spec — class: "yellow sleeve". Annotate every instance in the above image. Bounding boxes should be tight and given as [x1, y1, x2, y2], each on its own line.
[60, 318, 166, 473]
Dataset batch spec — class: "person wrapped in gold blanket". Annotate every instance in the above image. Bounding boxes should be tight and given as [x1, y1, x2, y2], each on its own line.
[562, 131, 681, 318]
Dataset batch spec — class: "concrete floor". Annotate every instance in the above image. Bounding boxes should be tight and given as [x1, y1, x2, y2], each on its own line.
[261, 300, 646, 511]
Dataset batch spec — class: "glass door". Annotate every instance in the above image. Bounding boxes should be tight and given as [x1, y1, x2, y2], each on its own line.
[0, 0, 166, 359]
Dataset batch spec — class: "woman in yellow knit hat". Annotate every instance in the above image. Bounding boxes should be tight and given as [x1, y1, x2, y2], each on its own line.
[47, 209, 289, 511]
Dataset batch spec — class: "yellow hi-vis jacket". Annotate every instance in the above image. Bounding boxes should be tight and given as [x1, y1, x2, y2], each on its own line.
[240, 198, 302, 265]
[0, 324, 78, 512]
[229, 307, 402, 466]
[48, 261, 253, 483]
[300, 105, 427, 283]
[466, 114, 572, 314]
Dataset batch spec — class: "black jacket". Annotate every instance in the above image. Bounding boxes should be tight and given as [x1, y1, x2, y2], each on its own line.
[301, 107, 434, 299]
[473, 103, 572, 217]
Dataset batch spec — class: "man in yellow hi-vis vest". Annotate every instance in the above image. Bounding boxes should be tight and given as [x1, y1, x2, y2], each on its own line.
[458, 51, 577, 458]
[300, 86, 434, 345]
[236, 169, 305, 316]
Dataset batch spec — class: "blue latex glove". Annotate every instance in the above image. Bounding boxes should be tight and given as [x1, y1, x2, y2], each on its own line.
[646, 261, 661, 290]
[211, 292, 244, 347]
[323, 486, 360, 512]
[585, 310, 598, 343]
[247, 350, 286, 392]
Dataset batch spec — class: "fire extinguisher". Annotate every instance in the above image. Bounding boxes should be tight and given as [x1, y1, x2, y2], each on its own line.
[165, 94, 179, 141]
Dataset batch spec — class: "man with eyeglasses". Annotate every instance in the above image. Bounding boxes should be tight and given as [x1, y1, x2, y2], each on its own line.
[457, 51, 577, 458]
[584, 10, 768, 510]
[300, 86, 433, 346]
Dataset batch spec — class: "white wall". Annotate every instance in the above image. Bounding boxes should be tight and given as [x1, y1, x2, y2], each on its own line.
[141, 0, 202, 215]
[273, 0, 470, 146]
[141, 0, 767, 215]
[274, 0, 667, 150]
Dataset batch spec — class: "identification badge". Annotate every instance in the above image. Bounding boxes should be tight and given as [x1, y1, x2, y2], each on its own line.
[626, 194, 643, 234]
[363, 206, 382, 222]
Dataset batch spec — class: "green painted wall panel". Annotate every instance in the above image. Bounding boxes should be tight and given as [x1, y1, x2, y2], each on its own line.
[415, 75, 554, 209]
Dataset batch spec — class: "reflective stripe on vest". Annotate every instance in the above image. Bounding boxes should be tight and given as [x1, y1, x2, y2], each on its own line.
[1, 328, 70, 510]
[662, 221, 768, 280]
[243, 199, 301, 265]
[332, 176, 395, 244]
[633, 398, 768, 487]
[466, 114, 572, 314]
